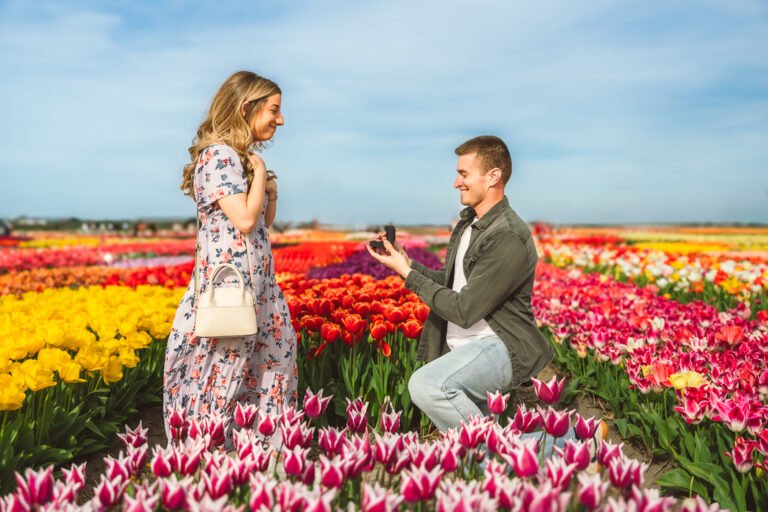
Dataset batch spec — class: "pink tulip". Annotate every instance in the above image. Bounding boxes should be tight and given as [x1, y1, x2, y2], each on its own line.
[277, 481, 307, 512]
[234, 402, 259, 429]
[628, 487, 677, 512]
[441, 443, 461, 472]
[608, 456, 647, 489]
[318, 426, 347, 457]
[527, 481, 571, 512]
[283, 446, 309, 477]
[258, 411, 279, 437]
[94, 475, 129, 509]
[680, 495, 724, 512]
[52, 481, 78, 505]
[374, 433, 400, 466]
[503, 440, 539, 478]
[201, 471, 233, 500]
[487, 390, 511, 415]
[104, 453, 131, 483]
[513, 403, 540, 433]
[556, 439, 591, 471]
[545, 458, 577, 489]
[714, 397, 749, 433]
[123, 488, 159, 512]
[725, 436, 757, 473]
[228, 457, 252, 487]
[596, 439, 624, 468]
[206, 413, 228, 447]
[381, 407, 402, 434]
[532, 376, 566, 404]
[757, 429, 768, 457]
[14, 466, 54, 506]
[573, 414, 600, 439]
[150, 446, 173, 478]
[128, 445, 148, 477]
[319, 455, 346, 488]
[160, 475, 190, 511]
[458, 416, 490, 449]
[281, 406, 306, 428]
[386, 451, 411, 475]
[362, 482, 403, 512]
[577, 473, 609, 510]
[118, 421, 148, 449]
[167, 406, 187, 441]
[249, 473, 277, 510]
[300, 461, 316, 486]
[674, 395, 710, 425]
[304, 388, 333, 419]
[401, 465, 443, 502]
[281, 422, 315, 450]
[304, 489, 336, 512]
[539, 406, 572, 438]
[173, 440, 205, 476]
[61, 462, 87, 493]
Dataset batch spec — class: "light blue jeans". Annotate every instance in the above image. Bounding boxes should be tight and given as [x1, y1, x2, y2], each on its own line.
[408, 336, 513, 432]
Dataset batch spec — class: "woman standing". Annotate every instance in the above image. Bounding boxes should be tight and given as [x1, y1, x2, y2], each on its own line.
[164, 71, 297, 448]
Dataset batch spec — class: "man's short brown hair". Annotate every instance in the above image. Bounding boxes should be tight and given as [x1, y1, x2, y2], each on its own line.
[454, 135, 512, 184]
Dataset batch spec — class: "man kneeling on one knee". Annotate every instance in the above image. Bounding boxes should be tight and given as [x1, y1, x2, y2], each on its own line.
[367, 135, 552, 432]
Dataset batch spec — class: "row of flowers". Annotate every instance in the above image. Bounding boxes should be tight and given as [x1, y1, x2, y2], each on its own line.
[532, 262, 767, 510]
[0, 240, 196, 273]
[539, 241, 768, 311]
[1, 387, 731, 512]
[306, 247, 443, 280]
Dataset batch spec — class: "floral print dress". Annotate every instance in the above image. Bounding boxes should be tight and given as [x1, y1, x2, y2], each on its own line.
[163, 144, 298, 448]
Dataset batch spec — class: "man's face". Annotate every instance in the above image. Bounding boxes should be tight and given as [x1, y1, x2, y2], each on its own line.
[454, 152, 491, 207]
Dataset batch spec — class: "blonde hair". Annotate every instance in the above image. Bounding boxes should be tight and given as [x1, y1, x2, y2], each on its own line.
[181, 71, 281, 198]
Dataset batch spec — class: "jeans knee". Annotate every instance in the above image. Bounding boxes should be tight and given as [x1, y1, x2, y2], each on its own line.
[408, 369, 435, 409]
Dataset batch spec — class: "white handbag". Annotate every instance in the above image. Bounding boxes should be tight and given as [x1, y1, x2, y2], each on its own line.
[193, 218, 259, 338]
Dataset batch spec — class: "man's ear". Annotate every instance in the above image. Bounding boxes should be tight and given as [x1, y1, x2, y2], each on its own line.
[488, 167, 502, 186]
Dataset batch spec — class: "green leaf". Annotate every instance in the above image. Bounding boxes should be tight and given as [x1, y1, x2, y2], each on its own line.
[656, 468, 709, 499]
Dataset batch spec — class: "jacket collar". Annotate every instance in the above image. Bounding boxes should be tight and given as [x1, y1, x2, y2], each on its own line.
[462, 196, 509, 231]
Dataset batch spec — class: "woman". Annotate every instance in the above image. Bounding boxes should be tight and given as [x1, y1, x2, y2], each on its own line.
[164, 71, 298, 448]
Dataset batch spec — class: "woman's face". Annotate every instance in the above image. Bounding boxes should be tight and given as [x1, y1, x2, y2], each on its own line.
[249, 93, 284, 142]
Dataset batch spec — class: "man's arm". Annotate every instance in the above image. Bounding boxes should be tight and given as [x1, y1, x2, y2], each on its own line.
[410, 260, 446, 284]
[404, 231, 530, 328]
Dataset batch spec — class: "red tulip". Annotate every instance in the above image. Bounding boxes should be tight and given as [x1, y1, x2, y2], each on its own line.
[715, 325, 744, 346]
[370, 322, 388, 341]
[320, 322, 341, 343]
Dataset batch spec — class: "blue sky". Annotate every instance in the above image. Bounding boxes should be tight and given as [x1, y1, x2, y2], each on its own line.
[1, 0, 767, 225]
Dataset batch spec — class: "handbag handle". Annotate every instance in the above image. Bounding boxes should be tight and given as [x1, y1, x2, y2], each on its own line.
[207, 263, 247, 292]
[192, 213, 254, 307]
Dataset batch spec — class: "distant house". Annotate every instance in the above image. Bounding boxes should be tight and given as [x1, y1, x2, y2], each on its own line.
[0, 220, 12, 236]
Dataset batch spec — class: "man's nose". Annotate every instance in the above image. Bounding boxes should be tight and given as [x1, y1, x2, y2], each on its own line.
[453, 176, 461, 188]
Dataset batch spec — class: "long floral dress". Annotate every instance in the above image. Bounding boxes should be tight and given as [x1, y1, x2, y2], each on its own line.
[163, 143, 298, 448]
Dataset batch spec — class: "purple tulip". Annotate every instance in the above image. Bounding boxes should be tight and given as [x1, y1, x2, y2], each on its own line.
[304, 388, 333, 419]
[234, 402, 259, 429]
[487, 390, 511, 415]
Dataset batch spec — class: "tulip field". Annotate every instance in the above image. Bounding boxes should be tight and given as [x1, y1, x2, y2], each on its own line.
[1, 226, 767, 511]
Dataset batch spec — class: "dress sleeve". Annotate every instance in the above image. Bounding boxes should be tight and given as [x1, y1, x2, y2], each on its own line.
[194, 144, 248, 212]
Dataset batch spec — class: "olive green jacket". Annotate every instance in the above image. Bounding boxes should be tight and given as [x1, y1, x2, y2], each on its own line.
[404, 196, 552, 387]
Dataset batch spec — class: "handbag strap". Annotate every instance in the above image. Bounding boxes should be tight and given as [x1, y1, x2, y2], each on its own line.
[193, 208, 254, 307]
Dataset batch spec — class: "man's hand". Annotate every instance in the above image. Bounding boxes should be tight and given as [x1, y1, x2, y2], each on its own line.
[366, 237, 412, 279]
[265, 173, 278, 198]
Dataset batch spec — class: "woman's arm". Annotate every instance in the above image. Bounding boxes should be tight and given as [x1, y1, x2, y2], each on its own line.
[264, 176, 278, 228]
[218, 155, 268, 234]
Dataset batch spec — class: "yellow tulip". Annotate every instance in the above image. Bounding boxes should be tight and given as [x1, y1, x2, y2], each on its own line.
[16, 359, 56, 392]
[58, 361, 86, 383]
[37, 347, 72, 371]
[118, 346, 140, 368]
[102, 355, 124, 384]
[75, 346, 108, 372]
[669, 371, 707, 390]
[0, 374, 26, 410]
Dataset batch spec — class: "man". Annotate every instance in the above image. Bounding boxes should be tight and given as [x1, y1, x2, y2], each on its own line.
[367, 135, 552, 431]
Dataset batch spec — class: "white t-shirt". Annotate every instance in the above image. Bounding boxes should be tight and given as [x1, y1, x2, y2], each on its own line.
[446, 218, 496, 350]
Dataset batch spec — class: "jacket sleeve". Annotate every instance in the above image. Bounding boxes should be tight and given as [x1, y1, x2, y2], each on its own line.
[410, 260, 446, 285]
[404, 231, 530, 328]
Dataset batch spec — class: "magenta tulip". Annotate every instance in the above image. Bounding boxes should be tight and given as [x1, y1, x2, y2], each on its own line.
[304, 388, 333, 419]
[487, 390, 511, 415]
[532, 376, 566, 404]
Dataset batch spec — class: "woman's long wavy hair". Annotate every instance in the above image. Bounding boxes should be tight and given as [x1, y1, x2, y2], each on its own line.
[181, 71, 281, 199]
